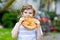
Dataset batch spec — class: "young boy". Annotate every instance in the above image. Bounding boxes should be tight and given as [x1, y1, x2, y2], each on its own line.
[12, 4, 43, 40]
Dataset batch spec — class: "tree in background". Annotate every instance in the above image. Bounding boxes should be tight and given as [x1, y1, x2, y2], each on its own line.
[45, 0, 52, 11]
[0, 0, 15, 24]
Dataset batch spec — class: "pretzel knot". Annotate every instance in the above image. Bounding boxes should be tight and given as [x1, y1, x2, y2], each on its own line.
[21, 17, 38, 30]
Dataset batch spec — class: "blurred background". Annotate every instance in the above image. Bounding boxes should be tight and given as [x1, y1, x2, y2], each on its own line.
[0, 0, 60, 40]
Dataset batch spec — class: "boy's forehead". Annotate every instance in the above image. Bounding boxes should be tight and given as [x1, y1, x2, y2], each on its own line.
[24, 9, 33, 12]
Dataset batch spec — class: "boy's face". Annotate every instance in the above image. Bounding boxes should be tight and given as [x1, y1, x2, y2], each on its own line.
[22, 9, 34, 17]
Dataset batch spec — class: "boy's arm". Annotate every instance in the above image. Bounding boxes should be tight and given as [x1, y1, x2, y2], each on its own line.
[11, 17, 24, 38]
[11, 22, 21, 38]
[36, 21, 43, 40]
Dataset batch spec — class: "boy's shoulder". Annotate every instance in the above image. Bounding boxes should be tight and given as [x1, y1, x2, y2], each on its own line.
[16, 22, 19, 24]
[15, 22, 19, 25]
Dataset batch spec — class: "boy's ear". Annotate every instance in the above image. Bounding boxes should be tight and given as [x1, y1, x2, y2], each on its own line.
[21, 12, 23, 16]
[21, 12, 22, 14]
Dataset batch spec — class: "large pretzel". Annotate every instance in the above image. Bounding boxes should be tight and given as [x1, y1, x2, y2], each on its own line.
[21, 17, 38, 30]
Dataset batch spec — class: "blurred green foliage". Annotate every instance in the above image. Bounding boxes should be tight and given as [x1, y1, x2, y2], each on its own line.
[40, 3, 45, 8]
[45, 11, 56, 21]
[45, 11, 60, 32]
[2, 12, 18, 28]
[53, 20, 60, 32]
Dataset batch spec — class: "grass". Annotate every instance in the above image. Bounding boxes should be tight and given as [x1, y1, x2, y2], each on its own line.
[0, 28, 59, 40]
[0, 28, 17, 40]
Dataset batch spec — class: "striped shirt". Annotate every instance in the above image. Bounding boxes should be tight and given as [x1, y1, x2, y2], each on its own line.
[18, 25, 37, 40]
[12, 22, 43, 40]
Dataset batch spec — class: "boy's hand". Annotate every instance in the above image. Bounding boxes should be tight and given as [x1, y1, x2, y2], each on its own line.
[19, 17, 25, 24]
[34, 19, 40, 25]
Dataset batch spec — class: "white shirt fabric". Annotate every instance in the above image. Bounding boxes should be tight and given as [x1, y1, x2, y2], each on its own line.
[14, 22, 43, 40]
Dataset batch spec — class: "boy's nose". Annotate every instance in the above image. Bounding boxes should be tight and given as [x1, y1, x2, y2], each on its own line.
[27, 15, 30, 17]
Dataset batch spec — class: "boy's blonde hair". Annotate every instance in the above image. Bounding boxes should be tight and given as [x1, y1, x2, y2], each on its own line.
[21, 4, 36, 16]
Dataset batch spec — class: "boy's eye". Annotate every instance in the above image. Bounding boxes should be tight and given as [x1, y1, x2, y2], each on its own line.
[25, 12, 27, 14]
[29, 12, 32, 14]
